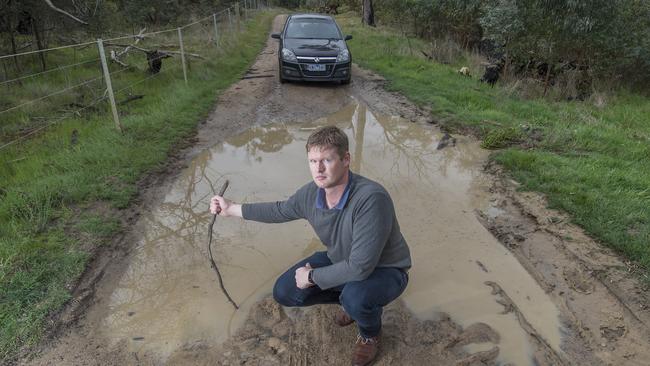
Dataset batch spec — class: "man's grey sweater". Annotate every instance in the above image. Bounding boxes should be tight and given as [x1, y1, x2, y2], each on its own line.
[242, 172, 412, 290]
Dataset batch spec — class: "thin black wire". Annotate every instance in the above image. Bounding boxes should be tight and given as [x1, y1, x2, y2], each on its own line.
[208, 180, 239, 310]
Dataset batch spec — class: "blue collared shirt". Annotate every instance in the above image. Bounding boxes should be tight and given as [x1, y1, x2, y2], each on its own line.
[315, 172, 352, 210]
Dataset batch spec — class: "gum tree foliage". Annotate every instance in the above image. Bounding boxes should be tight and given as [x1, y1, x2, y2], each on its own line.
[0, 0, 120, 71]
[0, 0, 61, 70]
[0, 0, 229, 73]
[480, 0, 646, 77]
[374, 0, 650, 87]
[269, 0, 303, 8]
[119, 0, 229, 25]
[375, 0, 483, 46]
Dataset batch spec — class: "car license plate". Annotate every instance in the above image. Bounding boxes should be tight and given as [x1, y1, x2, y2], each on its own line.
[307, 64, 326, 72]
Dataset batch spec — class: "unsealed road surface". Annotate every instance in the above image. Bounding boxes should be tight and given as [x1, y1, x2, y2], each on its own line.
[23, 15, 650, 366]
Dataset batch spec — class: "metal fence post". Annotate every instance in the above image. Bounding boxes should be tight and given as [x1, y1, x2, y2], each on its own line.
[177, 27, 188, 85]
[213, 13, 219, 47]
[97, 38, 122, 133]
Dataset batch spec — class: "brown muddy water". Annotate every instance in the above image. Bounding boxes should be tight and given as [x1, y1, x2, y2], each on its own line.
[102, 101, 562, 365]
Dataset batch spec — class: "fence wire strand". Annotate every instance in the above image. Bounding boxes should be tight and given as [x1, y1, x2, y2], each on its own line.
[0, 75, 104, 115]
[0, 95, 108, 151]
[182, 14, 215, 29]
[0, 40, 98, 60]
[0, 58, 101, 86]
[1, 0, 258, 150]
[0, 2, 241, 69]
[114, 63, 182, 96]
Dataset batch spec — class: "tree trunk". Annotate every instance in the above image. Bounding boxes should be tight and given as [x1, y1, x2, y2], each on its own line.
[8, 16, 21, 72]
[2, 59, 8, 81]
[362, 0, 375, 27]
[543, 62, 552, 97]
[31, 20, 47, 71]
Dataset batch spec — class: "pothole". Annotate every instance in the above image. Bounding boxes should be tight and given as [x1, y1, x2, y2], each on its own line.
[101, 101, 562, 365]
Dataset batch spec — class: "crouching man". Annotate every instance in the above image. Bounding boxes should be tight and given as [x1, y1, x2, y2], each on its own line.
[210, 126, 411, 366]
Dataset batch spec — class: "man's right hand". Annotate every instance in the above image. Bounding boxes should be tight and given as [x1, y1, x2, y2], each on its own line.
[210, 195, 243, 217]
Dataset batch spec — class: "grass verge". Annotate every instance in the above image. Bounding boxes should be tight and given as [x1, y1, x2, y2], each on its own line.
[337, 13, 650, 279]
[0, 11, 276, 361]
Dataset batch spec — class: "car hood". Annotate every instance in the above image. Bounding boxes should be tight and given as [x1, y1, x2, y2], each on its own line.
[284, 38, 346, 57]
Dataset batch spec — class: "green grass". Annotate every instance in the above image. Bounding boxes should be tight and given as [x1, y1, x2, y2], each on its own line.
[337, 13, 650, 278]
[0, 11, 276, 361]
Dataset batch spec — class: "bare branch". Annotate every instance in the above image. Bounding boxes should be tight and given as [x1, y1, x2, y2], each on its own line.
[44, 0, 89, 25]
[109, 50, 128, 67]
[105, 43, 206, 59]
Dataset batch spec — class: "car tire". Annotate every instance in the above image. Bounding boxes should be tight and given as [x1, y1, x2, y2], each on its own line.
[279, 68, 287, 83]
[341, 77, 351, 85]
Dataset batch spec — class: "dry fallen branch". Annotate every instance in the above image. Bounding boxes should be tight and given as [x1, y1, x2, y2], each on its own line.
[44, 0, 88, 25]
[109, 50, 129, 67]
[109, 28, 146, 67]
[106, 41, 204, 73]
[118, 94, 144, 105]
[105, 43, 206, 60]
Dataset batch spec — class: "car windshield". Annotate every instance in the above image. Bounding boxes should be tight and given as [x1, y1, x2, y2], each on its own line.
[285, 18, 341, 39]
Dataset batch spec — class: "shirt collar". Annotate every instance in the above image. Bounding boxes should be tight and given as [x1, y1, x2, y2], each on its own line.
[315, 171, 353, 210]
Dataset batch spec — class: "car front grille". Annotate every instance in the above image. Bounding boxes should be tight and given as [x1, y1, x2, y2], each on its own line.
[296, 56, 337, 77]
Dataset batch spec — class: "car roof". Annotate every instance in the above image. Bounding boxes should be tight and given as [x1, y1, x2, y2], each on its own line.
[289, 14, 334, 21]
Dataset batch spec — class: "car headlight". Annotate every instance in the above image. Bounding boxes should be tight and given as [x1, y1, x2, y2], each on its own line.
[337, 49, 350, 63]
[282, 48, 297, 62]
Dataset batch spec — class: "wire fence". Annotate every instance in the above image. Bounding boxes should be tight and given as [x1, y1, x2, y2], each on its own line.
[0, 0, 268, 152]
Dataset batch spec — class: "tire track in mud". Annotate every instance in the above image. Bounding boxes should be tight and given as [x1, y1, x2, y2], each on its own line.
[478, 164, 650, 365]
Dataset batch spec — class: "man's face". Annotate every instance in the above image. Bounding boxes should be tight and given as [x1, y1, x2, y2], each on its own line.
[307, 146, 350, 189]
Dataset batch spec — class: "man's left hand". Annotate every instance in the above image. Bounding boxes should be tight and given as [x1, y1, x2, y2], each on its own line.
[295, 263, 314, 289]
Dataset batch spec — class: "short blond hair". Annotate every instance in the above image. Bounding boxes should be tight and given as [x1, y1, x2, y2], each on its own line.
[306, 126, 349, 159]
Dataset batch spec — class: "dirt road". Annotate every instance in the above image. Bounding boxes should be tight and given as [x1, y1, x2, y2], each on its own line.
[22, 15, 650, 366]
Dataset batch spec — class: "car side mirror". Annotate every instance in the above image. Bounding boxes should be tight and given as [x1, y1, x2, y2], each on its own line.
[271, 33, 281, 39]
[345, 35, 353, 41]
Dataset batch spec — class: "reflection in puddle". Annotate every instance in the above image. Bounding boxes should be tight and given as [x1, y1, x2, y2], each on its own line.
[103, 102, 561, 365]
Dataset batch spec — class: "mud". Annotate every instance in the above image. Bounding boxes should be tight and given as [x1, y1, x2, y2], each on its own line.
[21, 14, 650, 366]
[88, 100, 560, 366]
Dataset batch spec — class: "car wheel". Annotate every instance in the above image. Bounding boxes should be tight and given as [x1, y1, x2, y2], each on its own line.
[279, 68, 287, 83]
[341, 77, 351, 85]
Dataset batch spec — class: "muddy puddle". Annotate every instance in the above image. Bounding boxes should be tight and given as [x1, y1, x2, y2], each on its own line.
[102, 101, 563, 365]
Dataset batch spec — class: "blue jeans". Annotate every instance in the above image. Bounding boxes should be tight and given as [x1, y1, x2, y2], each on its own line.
[273, 251, 409, 338]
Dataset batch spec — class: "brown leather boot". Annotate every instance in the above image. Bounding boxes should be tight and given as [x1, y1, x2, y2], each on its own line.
[334, 307, 355, 327]
[352, 334, 379, 366]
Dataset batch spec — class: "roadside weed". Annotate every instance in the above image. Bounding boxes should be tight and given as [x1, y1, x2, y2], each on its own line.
[338, 12, 650, 278]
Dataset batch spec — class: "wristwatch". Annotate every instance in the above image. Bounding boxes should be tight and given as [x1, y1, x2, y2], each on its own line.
[307, 269, 315, 285]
